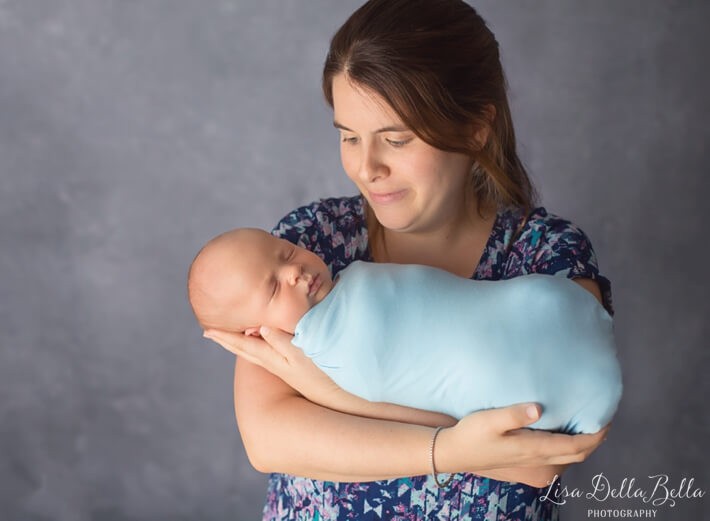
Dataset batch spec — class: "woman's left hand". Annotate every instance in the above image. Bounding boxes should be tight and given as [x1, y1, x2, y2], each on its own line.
[204, 326, 343, 405]
[479, 464, 568, 489]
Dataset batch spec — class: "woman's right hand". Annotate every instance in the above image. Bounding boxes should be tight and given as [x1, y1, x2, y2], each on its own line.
[437, 403, 610, 474]
[204, 326, 345, 406]
[207, 327, 458, 427]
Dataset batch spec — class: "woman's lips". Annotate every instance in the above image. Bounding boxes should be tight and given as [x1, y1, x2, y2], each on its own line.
[368, 189, 407, 205]
[308, 274, 322, 297]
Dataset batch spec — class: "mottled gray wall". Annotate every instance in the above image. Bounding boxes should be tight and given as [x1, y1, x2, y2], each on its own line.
[1, 1, 707, 520]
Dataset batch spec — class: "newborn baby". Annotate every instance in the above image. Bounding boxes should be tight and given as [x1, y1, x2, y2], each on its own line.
[188, 228, 622, 434]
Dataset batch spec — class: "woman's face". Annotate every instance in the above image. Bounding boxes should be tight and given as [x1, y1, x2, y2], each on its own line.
[332, 73, 474, 234]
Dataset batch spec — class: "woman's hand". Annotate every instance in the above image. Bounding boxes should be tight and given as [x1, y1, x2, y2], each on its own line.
[204, 326, 343, 406]
[437, 404, 610, 474]
[478, 464, 568, 489]
[206, 327, 458, 426]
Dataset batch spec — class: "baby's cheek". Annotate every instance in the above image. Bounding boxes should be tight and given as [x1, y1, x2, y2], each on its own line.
[277, 300, 310, 333]
[293, 301, 312, 324]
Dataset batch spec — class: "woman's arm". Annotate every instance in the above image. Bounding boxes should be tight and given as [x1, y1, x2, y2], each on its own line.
[474, 465, 568, 487]
[216, 326, 457, 428]
[236, 356, 570, 487]
[316, 389, 570, 487]
[221, 328, 608, 484]
[308, 383, 459, 428]
[235, 357, 435, 481]
[573, 278, 603, 304]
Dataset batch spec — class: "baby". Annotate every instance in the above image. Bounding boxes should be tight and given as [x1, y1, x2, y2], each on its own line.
[188, 228, 622, 434]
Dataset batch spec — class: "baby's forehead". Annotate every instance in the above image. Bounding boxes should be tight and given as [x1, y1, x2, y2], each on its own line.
[207, 229, 275, 258]
[234, 228, 279, 246]
[218, 230, 283, 280]
[237, 231, 283, 260]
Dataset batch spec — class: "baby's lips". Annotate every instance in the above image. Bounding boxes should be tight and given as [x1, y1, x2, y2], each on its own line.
[308, 274, 322, 296]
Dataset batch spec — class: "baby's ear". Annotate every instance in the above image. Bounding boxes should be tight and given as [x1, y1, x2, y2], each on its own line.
[244, 327, 261, 337]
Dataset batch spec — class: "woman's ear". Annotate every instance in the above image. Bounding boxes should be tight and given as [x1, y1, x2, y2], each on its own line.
[244, 327, 261, 337]
[472, 104, 496, 149]
[473, 126, 489, 150]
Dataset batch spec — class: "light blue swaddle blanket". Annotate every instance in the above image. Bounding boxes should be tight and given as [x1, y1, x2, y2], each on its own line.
[292, 261, 622, 434]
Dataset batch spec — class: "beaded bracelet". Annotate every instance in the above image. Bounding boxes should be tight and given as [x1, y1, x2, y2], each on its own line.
[430, 426, 454, 488]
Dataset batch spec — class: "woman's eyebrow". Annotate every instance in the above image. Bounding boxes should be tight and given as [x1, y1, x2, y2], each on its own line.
[333, 121, 409, 134]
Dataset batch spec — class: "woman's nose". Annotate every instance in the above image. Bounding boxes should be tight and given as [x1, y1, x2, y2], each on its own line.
[358, 145, 388, 183]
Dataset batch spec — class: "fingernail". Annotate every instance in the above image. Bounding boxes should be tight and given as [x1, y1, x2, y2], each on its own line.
[260, 326, 270, 336]
[526, 405, 539, 419]
[203, 331, 213, 340]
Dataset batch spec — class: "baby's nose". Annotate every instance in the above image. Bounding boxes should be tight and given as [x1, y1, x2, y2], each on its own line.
[288, 264, 304, 284]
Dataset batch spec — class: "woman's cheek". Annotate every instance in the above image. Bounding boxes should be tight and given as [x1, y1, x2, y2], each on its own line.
[340, 147, 359, 183]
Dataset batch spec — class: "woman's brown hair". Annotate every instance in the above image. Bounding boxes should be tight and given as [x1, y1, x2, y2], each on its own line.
[322, 0, 537, 252]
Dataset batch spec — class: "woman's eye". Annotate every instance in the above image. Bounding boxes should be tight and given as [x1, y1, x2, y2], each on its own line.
[341, 135, 359, 145]
[386, 138, 412, 148]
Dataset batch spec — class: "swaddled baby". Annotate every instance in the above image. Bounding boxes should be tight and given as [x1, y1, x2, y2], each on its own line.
[188, 228, 622, 434]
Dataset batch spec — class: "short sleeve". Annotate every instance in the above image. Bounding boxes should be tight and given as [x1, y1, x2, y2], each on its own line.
[270, 196, 369, 276]
[520, 209, 614, 315]
[271, 202, 320, 249]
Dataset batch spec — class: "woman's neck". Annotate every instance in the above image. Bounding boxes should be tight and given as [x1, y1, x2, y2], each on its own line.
[372, 204, 497, 278]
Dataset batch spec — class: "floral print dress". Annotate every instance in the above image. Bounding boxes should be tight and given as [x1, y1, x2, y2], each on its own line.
[261, 195, 613, 521]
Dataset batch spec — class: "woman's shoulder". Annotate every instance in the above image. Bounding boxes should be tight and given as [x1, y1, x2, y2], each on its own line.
[497, 206, 614, 314]
[271, 195, 369, 269]
[271, 195, 365, 237]
[490, 206, 589, 260]
[517, 206, 592, 248]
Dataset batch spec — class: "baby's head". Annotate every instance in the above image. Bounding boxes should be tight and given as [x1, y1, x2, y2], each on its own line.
[187, 228, 334, 335]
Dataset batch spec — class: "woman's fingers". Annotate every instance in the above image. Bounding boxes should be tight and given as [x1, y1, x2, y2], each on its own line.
[203, 327, 306, 380]
[509, 421, 610, 465]
[575, 423, 610, 460]
[489, 402, 541, 432]
[550, 423, 609, 462]
[458, 406, 612, 468]
[258, 326, 299, 362]
[203, 329, 257, 361]
[203, 329, 281, 368]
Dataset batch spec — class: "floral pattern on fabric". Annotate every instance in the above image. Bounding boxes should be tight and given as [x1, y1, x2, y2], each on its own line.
[262, 195, 613, 520]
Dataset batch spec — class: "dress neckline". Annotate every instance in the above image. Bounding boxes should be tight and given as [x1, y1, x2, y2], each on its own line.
[469, 209, 501, 280]
[359, 200, 504, 280]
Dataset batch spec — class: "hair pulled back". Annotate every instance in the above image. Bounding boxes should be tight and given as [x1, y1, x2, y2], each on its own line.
[323, 0, 537, 222]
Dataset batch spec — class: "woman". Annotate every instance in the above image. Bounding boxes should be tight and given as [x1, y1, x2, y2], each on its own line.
[205, 0, 612, 519]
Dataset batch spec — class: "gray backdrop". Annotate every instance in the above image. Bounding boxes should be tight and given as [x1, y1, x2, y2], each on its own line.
[1, 1, 708, 520]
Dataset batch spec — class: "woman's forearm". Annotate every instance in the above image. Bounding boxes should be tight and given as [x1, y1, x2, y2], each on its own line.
[236, 358, 566, 487]
[234, 356, 606, 482]
[235, 357, 440, 481]
[315, 384, 458, 428]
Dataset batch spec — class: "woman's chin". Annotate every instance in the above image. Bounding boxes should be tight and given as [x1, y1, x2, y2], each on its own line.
[369, 208, 418, 233]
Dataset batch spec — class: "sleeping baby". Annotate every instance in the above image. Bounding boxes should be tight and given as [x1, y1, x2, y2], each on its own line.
[187, 228, 622, 434]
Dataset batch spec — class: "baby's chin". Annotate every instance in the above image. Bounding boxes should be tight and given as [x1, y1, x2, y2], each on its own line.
[313, 277, 335, 305]
[262, 319, 299, 337]
[283, 310, 315, 335]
